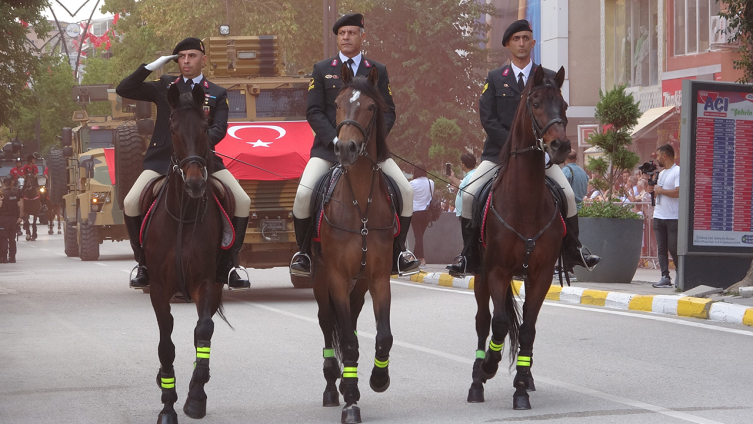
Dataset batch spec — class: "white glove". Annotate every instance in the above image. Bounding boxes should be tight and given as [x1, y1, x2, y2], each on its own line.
[145, 55, 178, 71]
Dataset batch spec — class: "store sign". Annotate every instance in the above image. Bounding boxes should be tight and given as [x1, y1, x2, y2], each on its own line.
[65, 23, 80, 38]
[662, 77, 692, 108]
[578, 124, 598, 147]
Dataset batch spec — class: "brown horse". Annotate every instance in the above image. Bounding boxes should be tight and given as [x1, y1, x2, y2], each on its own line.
[467, 66, 570, 410]
[143, 83, 228, 424]
[20, 174, 44, 241]
[312, 65, 396, 424]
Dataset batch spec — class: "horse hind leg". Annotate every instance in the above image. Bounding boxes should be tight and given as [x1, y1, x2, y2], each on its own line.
[468, 273, 491, 403]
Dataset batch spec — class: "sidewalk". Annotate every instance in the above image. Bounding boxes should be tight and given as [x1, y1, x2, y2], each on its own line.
[398, 263, 753, 328]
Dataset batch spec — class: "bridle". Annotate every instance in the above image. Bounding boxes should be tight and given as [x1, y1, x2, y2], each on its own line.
[511, 83, 565, 158]
[169, 108, 210, 187]
[335, 101, 378, 164]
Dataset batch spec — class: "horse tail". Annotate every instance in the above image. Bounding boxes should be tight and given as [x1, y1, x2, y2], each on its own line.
[215, 292, 234, 330]
[506, 282, 522, 368]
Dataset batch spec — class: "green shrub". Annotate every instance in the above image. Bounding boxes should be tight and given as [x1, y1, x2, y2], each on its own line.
[579, 201, 642, 219]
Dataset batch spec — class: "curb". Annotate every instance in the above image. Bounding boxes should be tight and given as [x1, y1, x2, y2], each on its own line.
[406, 271, 753, 328]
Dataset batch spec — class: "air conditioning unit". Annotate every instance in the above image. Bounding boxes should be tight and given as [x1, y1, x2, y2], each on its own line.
[710, 16, 739, 49]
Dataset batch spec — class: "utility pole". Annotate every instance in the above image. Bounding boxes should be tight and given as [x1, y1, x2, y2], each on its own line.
[323, 0, 337, 59]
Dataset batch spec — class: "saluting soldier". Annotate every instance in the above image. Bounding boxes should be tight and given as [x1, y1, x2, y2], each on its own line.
[116, 37, 251, 290]
[289, 13, 420, 277]
[448, 19, 600, 277]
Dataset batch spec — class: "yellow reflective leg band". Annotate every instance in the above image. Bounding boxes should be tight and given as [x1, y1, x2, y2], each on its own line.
[342, 366, 358, 378]
[517, 355, 531, 367]
[323, 348, 335, 358]
[476, 350, 485, 359]
[196, 346, 211, 359]
[489, 340, 504, 352]
[161, 377, 175, 389]
[374, 358, 389, 368]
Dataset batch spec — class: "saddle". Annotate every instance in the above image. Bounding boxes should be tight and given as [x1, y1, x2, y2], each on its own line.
[309, 166, 401, 243]
[138, 175, 236, 249]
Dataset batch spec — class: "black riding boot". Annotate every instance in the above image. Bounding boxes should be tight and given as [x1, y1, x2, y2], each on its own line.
[563, 215, 600, 271]
[220, 217, 251, 290]
[290, 217, 312, 277]
[448, 218, 481, 278]
[392, 216, 421, 276]
[124, 215, 149, 289]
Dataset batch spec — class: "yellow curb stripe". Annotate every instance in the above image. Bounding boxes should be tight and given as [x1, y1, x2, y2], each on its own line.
[743, 309, 753, 327]
[545, 285, 562, 301]
[580, 289, 609, 306]
[677, 297, 713, 319]
[438, 274, 455, 287]
[411, 272, 427, 283]
[469, 276, 475, 290]
[628, 295, 655, 312]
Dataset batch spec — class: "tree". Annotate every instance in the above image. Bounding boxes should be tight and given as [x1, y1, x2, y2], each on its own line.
[0, 0, 51, 127]
[719, 0, 753, 83]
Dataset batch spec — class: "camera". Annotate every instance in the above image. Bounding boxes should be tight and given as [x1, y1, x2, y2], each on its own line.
[638, 161, 659, 206]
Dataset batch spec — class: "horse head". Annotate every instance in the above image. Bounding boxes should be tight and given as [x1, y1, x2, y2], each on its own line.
[523, 66, 570, 164]
[167, 83, 210, 199]
[334, 64, 389, 166]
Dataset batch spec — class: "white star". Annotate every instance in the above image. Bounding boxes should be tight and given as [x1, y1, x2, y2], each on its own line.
[248, 139, 273, 147]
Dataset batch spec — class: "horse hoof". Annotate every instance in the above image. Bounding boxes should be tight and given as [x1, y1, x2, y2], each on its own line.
[527, 376, 536, 392]
[182, 397, 206, 419]
[48, 230, 53, 235]
[157, 412, 178, 424]
[58, 231, 62, 234]
[513, 394, 531, 410]
[341, 404, 361, 424]
[467, 385, 485, 403]
[369, 374, 390, 393]
[323, 390, 340, 407]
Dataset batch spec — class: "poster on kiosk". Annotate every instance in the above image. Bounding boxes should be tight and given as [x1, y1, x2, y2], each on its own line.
[678, 80, 753, 291]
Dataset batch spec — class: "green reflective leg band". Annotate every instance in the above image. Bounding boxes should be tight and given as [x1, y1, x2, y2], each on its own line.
[161, 377, 175, 389]
[323, 348, 335, 358]
[517, 355, 532, 367]
[374, 358, 389, 368]
[342, 366, 358, 378]
[196, 346, 211, 359]
[354, 331, 358, 336]
[476, 350, 485, 359]
[489, 340, 504, 352]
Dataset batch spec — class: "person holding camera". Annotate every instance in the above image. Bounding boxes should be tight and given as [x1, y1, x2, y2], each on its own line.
[646, 144, 680, 288]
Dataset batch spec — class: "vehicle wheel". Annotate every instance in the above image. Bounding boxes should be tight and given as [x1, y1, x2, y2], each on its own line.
[49, 148, 68, 204]
[291, 275, 313, 289]
[115, 124, 145, 210]
[79, 209, 100, 261]
[63, 214, 79, 257]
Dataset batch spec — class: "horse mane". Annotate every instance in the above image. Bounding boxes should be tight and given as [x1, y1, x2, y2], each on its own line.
[340, 76, 391, 162]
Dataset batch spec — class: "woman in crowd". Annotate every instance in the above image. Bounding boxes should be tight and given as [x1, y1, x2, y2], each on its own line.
[409, 164, 434, 267]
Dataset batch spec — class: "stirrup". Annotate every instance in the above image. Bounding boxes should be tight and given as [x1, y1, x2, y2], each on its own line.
[227, 266, 251, 291]
[397, 250, 420, 276]
[289, 252, 311, 277]
[579, 246, 597, 272]
[447, 254, 468, 278]
[129, 265, 147, 290]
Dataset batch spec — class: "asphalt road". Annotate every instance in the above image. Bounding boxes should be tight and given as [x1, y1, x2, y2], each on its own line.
[1, 234, 752, 424]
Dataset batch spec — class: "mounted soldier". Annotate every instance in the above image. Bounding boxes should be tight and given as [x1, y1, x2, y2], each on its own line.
[289, 13, 420, 277]
[116, 37, 251, 290]
[448, 20, 600, 277]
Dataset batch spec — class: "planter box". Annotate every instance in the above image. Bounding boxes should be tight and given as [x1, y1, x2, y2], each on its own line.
[573, 217, 643, 283]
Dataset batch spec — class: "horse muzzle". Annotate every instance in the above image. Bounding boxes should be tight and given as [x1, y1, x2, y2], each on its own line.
[334, 139, 362, 166]
[547, 138, 571, 165]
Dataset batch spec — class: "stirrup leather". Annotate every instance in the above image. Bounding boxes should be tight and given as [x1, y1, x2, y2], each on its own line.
[227, 265, 251, 290]
[289, 252, 311, 277]
[397, 250, 420, 276]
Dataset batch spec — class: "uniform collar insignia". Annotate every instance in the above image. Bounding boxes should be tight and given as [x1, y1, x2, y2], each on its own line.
[203, 80, 209, 88]
[331, 59, 338, 67]
[174, 77, 180, 83]
[502, 68, 509, 76]
[364, 59, 371, 68]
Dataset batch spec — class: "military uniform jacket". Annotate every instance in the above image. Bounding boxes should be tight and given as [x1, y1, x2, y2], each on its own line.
[116, 65, 229, 174]
[306, 56, 396, 163]
[479, 63, 555, 164]
[0, 188, 20, 219]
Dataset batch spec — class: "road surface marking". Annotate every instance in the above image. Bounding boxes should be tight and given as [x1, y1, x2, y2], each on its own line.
[53, 253, 65, 256]
[95, 263, 108, 267]
[40, 248, 50, 252]
[248, 301, 724, 424]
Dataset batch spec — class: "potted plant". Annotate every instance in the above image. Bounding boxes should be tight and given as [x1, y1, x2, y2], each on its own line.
[575, 85, 644, 284]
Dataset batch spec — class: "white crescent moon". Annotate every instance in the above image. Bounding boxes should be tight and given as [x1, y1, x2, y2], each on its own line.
[227, 125, 286, 140]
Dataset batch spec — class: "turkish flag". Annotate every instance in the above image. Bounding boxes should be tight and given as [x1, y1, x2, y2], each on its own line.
[215, 121, 314, 181]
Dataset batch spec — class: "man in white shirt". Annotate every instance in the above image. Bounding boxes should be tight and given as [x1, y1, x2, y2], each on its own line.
[647, 144, 680, 288]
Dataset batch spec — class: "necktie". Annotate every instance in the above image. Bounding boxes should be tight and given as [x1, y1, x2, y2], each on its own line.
[517, 72, 525, 92]
[186, 79, 193, 89]
[346, 58, 355, 75]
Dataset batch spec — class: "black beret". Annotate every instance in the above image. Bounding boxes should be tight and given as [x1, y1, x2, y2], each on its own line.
[502, 19, 533, 46]
[172, 37, 205, 56]
[333, 13, 364, 35]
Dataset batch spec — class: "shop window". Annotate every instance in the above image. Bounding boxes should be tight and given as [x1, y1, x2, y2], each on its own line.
[673, 0, 721, 56]
[605, 0, 659, 89]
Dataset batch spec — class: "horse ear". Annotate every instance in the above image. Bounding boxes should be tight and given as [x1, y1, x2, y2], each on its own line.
[341, 63, 353, 84]
[554, 66, 566, 89]
[367, 66, 379, 86]
[192, 83, 205, 106]
[167, 84, 180, 109]
[532, 66, 545, 87]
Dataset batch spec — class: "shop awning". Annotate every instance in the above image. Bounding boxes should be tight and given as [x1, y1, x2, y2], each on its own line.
[631, 106, 677, 140]
[214, 121, 314, 181]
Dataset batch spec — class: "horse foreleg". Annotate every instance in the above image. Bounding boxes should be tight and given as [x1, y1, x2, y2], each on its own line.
[57, 213, 62, 234]
[314, 273, 341, 407]
[512, 271, 548, 410]
[349, 279, 369, 334]
[368, 274, 392, 394]
[481, 266, 514, 382]
[31, 216, 37, 240]
[184, 283, 220, 419]
[151, 294, 178, 424]
[468, 272, 491, 403]
[330, 278, 361, 424]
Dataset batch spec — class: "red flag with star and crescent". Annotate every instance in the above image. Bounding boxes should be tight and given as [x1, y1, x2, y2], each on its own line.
[215, 121, 314, 181]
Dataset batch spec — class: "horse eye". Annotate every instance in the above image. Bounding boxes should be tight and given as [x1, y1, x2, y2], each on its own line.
[533, 103, 539, 109]
[335, 103, 339, 110]
[368, 104, 375, 111]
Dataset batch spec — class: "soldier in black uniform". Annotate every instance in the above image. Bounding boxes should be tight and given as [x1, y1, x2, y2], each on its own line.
[116, 37, 251, 290]
[289, 13, 420, 277]
[448, 20, 600, 277]
[0, 177, 22, 263]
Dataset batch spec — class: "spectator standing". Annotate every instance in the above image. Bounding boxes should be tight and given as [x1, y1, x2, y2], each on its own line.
[0, 177, 22, 263]
[647, 144, 680, 288]
[448, 153, 477, 218]
[409, 164, 434, 267]
[561, 150, 588, 211]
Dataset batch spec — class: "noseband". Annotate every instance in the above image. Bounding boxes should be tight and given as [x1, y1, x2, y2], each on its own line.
[511, 83, 565, 157]
[171, 154, 208, 183]
[335, 103, 378, 162]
